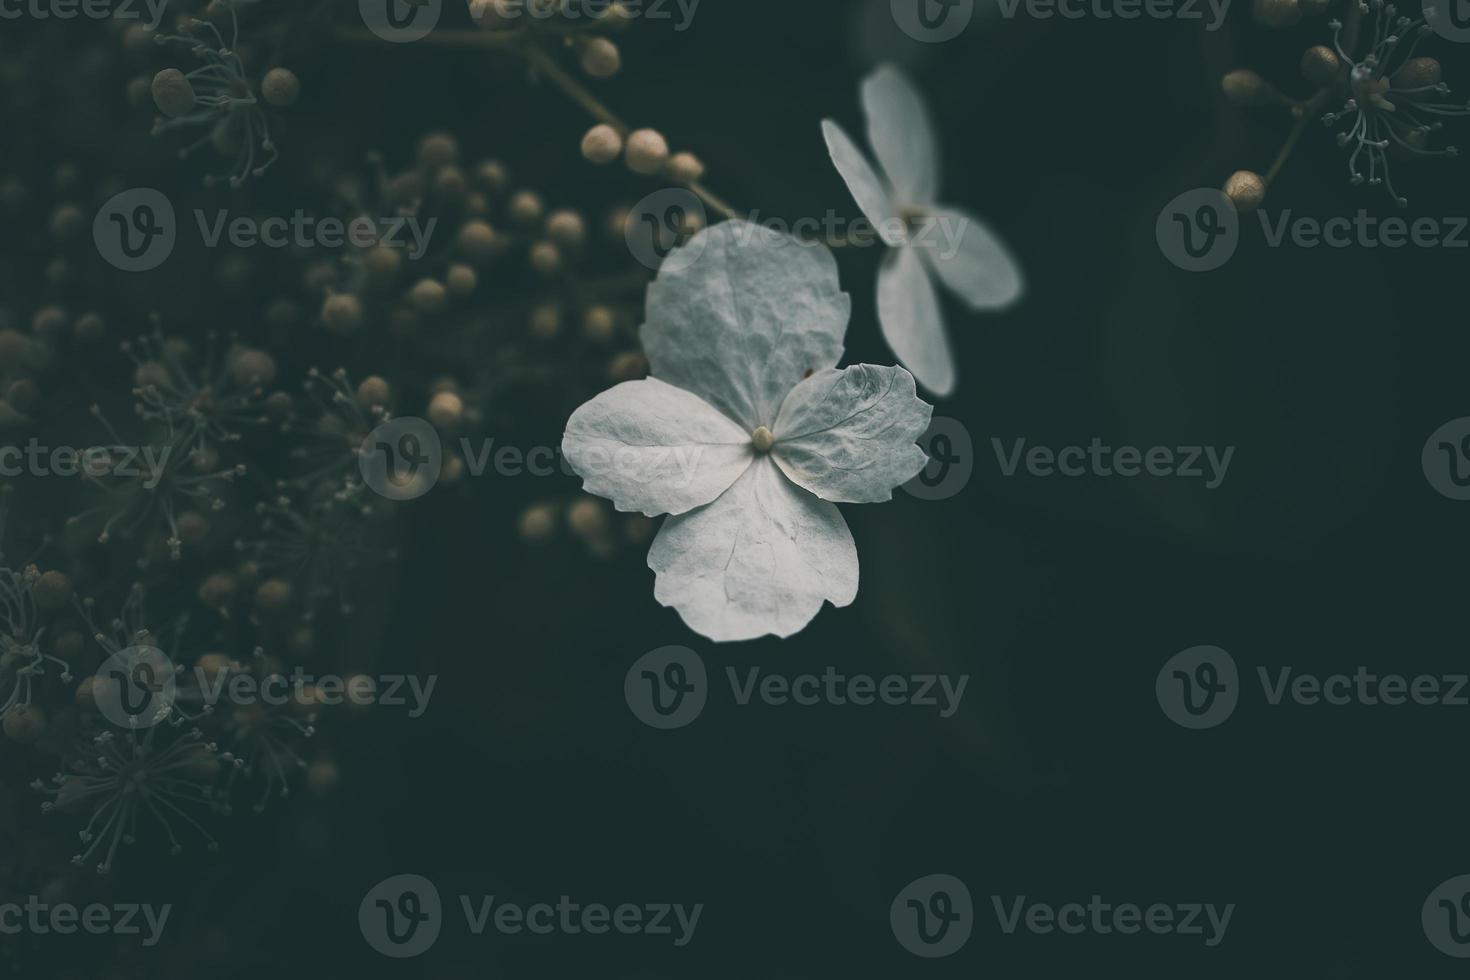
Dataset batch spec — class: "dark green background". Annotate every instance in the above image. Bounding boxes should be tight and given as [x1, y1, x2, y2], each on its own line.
[4, 0, 1470, 974]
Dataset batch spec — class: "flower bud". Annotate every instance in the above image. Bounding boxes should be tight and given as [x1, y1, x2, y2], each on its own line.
[625, 129, 669, 176]
[582, 306, 615, 343]
[1223, 170, 1267, 211]
[1221, 69, 1274, 106]
[151, 68, 196, 118]
[32, 570, 73, 611]
[357, 375, 392, 410]
[581, 124, 624, 165]
[1251, 0, 1299, 27]
[457, 220, 498, 263]
[4, 704, 45, 743]
[428, 390, 464, 428]
[1301, 46, 1341, 88]
[446, 263, 478, 297]
[509, 190, 544, 226]
[667, 152, 706, 184]
[410, 278, 449, 314]
[1393, 57, 1441, 90]
[321, 293, 364, 334]
[529, 241, 562, 276]
[547, 209, 586, 248]
[261, 67, 300, 107]
[417, 132, 459, 170]
[580, 38, 622, 79]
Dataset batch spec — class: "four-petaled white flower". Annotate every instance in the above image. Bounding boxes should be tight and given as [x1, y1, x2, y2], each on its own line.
[823, 64, 1024, 397]
[562, 221, 934, 642]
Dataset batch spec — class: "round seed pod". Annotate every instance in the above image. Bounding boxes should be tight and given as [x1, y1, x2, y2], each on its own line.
[667, 152, 706, 184]
[580, 38, 622, 79]
[356, 376, 392, 410]
[1224, 170, 1267, 212]
[581, 124, 623, 165]
[409, 278, 449, 314]
[546, 210, 586, 248]
[32, 570, 73, 611]
[1251, 0, 1300, 28]
[625, 129, 670, 176]
[1301, 46, 1341, 88]
[321, 293, 365, 334]
[1221, 70, 1273, 106]
[261, 67, 300, 107]
[151, 68, 197, 118]
[446, 264, 477, 298]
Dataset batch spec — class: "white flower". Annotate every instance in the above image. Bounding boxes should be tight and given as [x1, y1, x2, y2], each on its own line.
[561, 221, 933, 643]
[823, 64, 1025, 397]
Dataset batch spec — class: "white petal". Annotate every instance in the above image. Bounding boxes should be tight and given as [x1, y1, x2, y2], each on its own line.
[562, 378, 754, 517]
[771, 365, 932, 503]
[648, 458, 858, 642]
[877, 246, 954, 397]
[920, 205, 1025, 311]
[643, 221, 850, 430]
[862, 64, 940, 207]
[821, 120, 902, 245]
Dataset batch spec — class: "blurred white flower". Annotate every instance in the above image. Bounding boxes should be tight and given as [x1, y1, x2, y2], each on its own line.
[562, 221, 933, 642]
[823, 64, 1024, 397]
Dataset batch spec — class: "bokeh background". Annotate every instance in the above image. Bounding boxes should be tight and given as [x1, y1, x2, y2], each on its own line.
[3, 0, 1470, 975]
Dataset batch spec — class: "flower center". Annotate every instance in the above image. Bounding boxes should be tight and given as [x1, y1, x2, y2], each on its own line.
[751, 426, 775, 453]
[898, 205, 928, 237]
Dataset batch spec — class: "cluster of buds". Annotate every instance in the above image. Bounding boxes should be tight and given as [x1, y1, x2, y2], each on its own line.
[518, 493, 655, 557]
[1221, 0, 1468, 209]
[139, 1, 301, 187]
